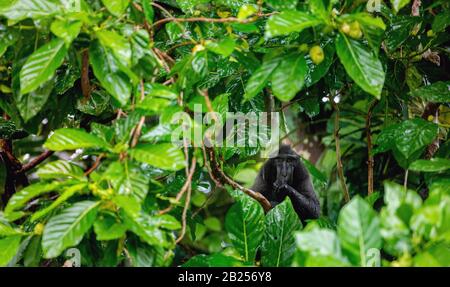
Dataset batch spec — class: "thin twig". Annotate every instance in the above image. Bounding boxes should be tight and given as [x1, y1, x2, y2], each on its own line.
[17, 150, 54, 174]
[84, 153, 105, 176]
[81, 49, 91, 101]
[131, 80, 146, 148]
[159, 156, 197, 215]
[366, 100, 378, 196]
[330, 97, 350, 203]
[199, 89, 271, 212]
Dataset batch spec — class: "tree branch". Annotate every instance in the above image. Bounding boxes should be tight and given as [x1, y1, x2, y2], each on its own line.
[366, 100, 378, 196]
[16, 150, 54, 174]
[81, 49, 91, 101]
[331, 98, 350, 203]
[151, 12, 276, 28]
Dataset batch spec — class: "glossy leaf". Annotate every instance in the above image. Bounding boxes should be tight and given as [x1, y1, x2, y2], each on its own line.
[44, 128, 110, 151]
[20, 38, 68, 95]
[101, 0, 130, 16]
[0, 0, 61, 21]
[409, 158, 450, 173]
[410, 81, 450, 103]
[225, 193, 265, 262]
[244, 54, 282, 100]
[96, 30, 132, 66]
[0, 235, 22, 267]
[394, 119, 438, 160]
[4, 182, 65, 215]
[129, 143, 186, 171]
[36, 160, 85, 180]
[337, 196, 381, 266]
[31, 183, 88, 222]
[42, 201, 100, 258]
[16, 79, 53, 122]
[50, 19, 82, 45]
[261, 198, 302, 267]
[271, 52, 307, 102]
[335, 33, 385, 98]
[89, 40, 131, 106]
[94, 213, 127, 241]
[265, 11, 323, 38]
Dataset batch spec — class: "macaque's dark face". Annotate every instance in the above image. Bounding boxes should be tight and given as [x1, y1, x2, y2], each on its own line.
[273, 155, 297, 188]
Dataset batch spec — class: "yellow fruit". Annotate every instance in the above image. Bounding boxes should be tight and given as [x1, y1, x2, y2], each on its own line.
[427, 30, 434, 37]
[34, 223, 45, 235]
[341, 22, 351, 34]
[348, 21, 362, 39]
[309, 45, 324, 65]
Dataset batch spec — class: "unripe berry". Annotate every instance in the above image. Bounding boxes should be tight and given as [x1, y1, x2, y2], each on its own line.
[309, 45, 324, 65]
[348, 21, 362, 39]
[34, 223, 45, 235]
[341, 22, 351, 34]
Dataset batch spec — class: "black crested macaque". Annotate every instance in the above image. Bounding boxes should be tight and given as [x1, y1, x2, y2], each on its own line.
[252, 145, 320, 223]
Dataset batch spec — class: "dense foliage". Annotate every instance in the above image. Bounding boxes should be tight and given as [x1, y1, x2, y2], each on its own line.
[0, 0, 449, 267]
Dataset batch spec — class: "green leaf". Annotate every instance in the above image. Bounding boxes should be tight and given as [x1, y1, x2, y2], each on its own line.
[294, 229, 350, 267]
[44, 128, 110, 151]
[0, 235, 22, 267]
[271, 52, 307, 102]
[205, 37, 236, 57]
[36, 160, 85, 180]
[101, 0, 130, 16]
[390, 0, 411, 13]
[261, 198, 302, 267]
[94, 213, 127, 240]
[16, 79, 53, 122]
[96, 30, 132, 66]
[142, 0, 154, 23]
[89, 40, 131, 106]
[129, 143, 186, 171]
[265, 11, 323, 38]
[0, 0, 61, 22]
[42, 201, 100, 258]
[225, 193, 265, 262]
[409, 158, 450, 173]
[4, 182, 64, 215]
[394, 119, 438, 160]
[432, 10, 450, 33]
[20, 38, 68, 95]
[50, 19, 82, 45]
[0, 221, 25, 236]
[183, 253, 247, 267]
[31, 183, 88, 222]
[410, 81, 450, 103]
[243, 54, 282, 100]
[335, 33, 385, 98]
[385, 16, 420, 51]
[121, 211, 167, 247]
[337, 196, 381, 266]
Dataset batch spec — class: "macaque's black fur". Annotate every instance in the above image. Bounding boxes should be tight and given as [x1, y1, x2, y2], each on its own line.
[252, 145, 320, 223]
